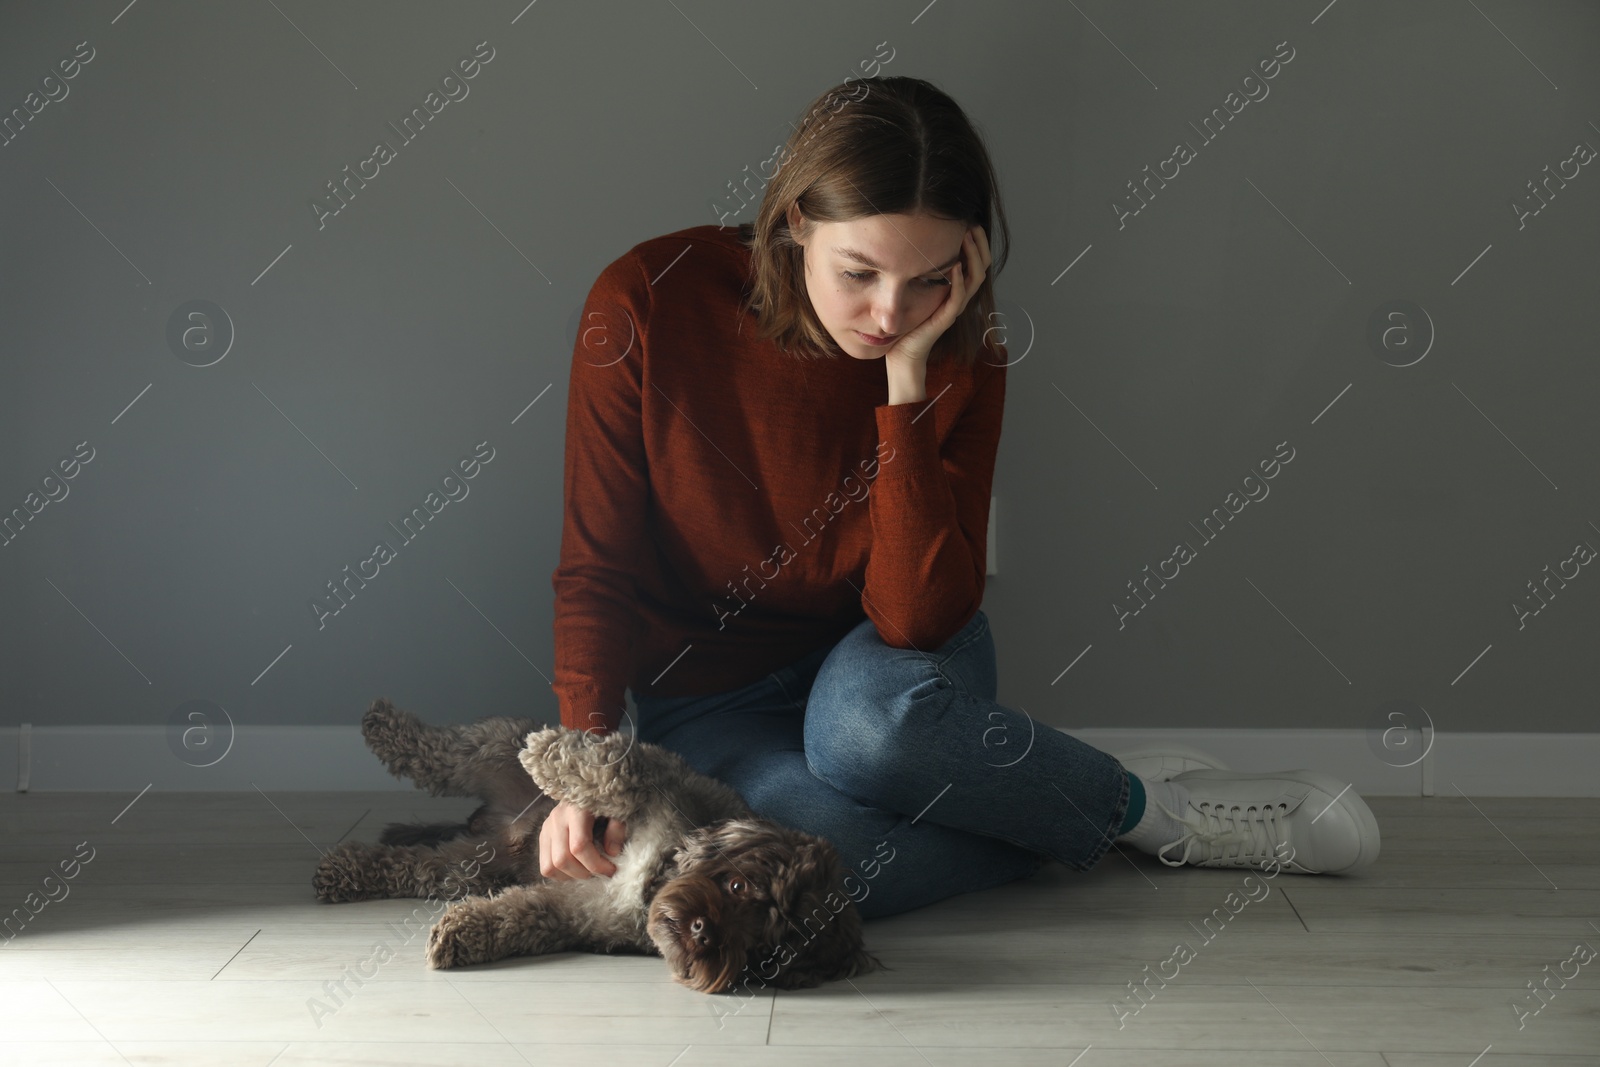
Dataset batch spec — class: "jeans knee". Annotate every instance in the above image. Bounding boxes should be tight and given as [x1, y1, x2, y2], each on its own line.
[804, 680, 944, 803]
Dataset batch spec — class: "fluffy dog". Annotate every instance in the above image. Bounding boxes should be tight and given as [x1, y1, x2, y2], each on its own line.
[312, 699, 881, 993]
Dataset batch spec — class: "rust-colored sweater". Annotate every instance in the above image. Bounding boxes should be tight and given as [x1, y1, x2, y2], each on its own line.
[552, 224, 1006, 734]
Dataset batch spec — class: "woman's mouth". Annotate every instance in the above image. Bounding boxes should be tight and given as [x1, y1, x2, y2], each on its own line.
[857, 331, 896, 346]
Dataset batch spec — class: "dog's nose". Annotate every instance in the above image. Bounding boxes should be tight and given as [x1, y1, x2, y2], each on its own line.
[689, 917, 712, 946]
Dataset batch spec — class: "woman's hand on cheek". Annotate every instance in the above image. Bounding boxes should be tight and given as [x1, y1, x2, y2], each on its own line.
[883, 225, 991, 373]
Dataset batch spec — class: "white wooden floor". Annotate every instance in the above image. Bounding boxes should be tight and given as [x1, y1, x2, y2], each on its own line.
[2, 790, 1597, 1067]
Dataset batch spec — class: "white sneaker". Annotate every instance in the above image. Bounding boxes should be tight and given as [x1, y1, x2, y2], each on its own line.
[1154, 769, 1381, 875]
[1109, 744, 1231, 782]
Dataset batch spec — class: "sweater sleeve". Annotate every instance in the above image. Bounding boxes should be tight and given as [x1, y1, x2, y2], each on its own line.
[860, 350, 1007, 650]
[550, 254, 653, 735]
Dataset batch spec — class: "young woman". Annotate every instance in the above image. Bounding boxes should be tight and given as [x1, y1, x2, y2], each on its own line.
[543, 76, 1380, 919]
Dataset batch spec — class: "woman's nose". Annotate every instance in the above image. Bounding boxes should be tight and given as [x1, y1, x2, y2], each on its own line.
[870, 301, 906, 335]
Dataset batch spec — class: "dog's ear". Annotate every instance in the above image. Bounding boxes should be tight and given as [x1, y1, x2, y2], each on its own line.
[763, 837, 884, 990]
[671, 817, 758, 875]
[772, 925, 882, 989]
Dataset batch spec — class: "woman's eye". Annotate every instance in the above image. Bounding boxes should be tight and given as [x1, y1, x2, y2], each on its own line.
[841, 270, 949, 287]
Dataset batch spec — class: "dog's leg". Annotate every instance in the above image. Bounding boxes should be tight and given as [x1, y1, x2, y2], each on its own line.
[312, 837, 518, 903]
[519, 726, 752, 825]
[361, 698, 465, 795]
[378, 820, 468, 847]
[378, 802, 496, 847]
[362, 699, 543, 801]
[425, 882, 644, 969]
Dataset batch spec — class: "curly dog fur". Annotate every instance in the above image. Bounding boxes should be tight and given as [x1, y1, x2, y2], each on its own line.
[312, 698, 881, 993]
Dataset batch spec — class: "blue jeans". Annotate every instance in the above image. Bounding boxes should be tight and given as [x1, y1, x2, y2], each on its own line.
[633, 609, 1131, 920]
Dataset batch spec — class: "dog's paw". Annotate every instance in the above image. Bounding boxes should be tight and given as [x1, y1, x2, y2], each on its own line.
[360, 698, 423, 761]
[426, 901, 498, 969]
[519, 727, 578, 796]
[518, 726, 563, 775]
[312, 841, 384, 903]
[519, 726, 635, 801]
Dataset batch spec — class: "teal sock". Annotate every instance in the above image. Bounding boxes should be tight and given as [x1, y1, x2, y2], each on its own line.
[1117, 771, 1145, 836]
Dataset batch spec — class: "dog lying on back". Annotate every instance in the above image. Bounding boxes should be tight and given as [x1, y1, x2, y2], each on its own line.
[312, 699, 880, 993]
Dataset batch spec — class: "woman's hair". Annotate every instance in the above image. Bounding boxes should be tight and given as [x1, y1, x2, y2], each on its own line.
[738, 76, 1010, 369]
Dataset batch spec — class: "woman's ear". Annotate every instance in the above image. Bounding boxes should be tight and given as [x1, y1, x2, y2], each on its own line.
[786, 203, 808, 245]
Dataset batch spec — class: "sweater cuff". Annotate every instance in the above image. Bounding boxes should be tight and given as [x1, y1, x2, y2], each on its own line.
[873, 398, 940, 468]
[555, 683, 627, 735]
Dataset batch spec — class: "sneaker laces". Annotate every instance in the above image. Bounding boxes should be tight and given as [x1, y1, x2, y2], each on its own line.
[1150, 794, 1308, 871]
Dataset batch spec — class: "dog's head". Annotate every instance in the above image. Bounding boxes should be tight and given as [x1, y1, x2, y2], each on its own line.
[645, 817, 881, 995]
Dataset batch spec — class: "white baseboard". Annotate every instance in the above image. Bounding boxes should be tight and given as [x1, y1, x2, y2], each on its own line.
[1067, 728, 1600, 798]
[3, 724, 1597, 796]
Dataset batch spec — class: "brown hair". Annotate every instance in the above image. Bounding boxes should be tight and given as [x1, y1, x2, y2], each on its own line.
[737, 76, 1010, 369]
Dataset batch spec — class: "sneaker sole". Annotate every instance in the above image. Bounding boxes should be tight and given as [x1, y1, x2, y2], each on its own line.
[1170, 768, 1382, 874]
[1110, 745, 1232, 782]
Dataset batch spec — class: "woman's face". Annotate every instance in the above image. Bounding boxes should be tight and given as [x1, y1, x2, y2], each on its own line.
[786, 206, 968, 361]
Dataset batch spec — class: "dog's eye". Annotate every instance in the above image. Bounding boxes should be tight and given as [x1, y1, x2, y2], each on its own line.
[727, 877, 745, 894]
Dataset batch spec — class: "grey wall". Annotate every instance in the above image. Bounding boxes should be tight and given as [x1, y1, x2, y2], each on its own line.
[2, 1, 1595, 747]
